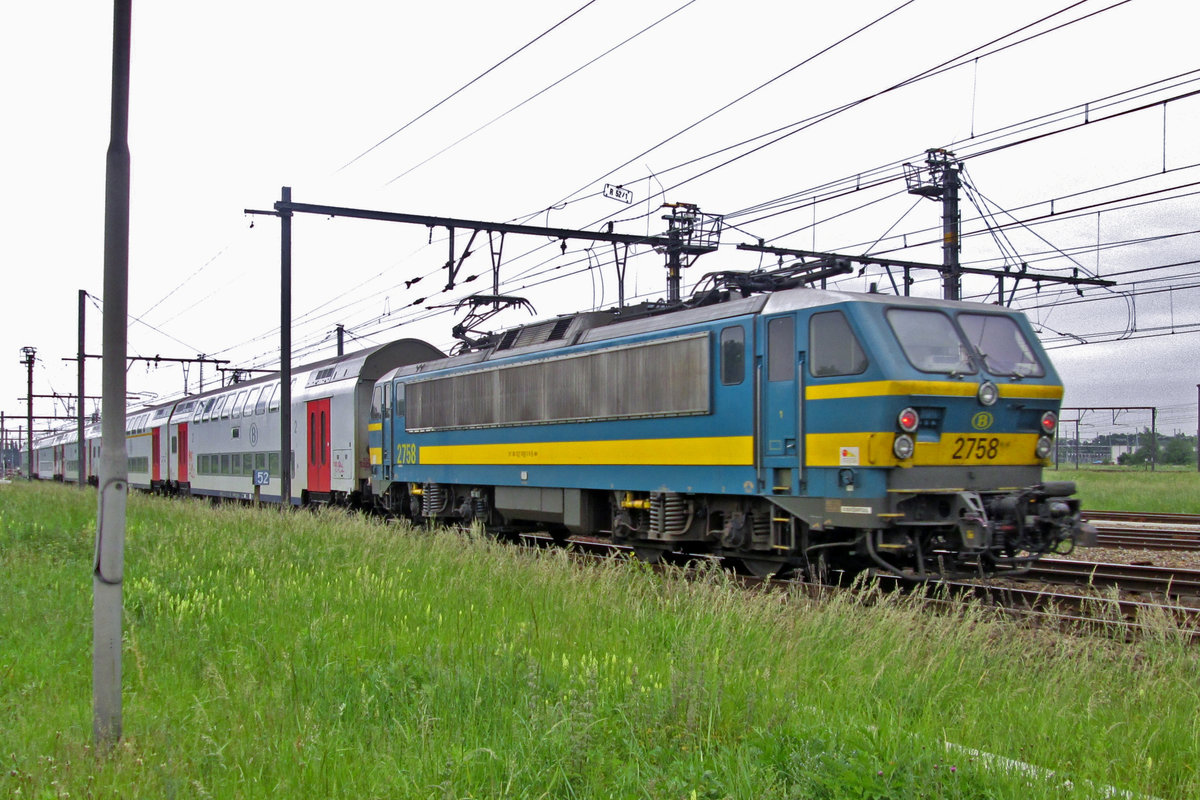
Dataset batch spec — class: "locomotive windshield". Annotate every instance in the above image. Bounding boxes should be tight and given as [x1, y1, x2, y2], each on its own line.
[887, 308, 1046, 378]
[958, 313, 1045, 378]
[886, 309, 976, 375]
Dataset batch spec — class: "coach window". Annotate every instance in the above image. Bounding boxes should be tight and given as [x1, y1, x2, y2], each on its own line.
[767, 316, 795, 382]
[230, 390, 248, 419]
[201, 398, 217, 423]
[809, 311, 868, 377]
[256, 383, 273, 415]
[720, 326, 745, 385]
[244, 387, 262, 417]
[267, 383, 281, 413]
[218, 395, 232, 420]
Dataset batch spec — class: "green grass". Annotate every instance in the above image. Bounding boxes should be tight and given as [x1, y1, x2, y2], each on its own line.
[2, 481, 1198, 798]
[1048, 467, 1200, 513]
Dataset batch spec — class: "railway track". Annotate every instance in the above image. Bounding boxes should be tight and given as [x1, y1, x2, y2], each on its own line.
[1021, 558, 1200, 599]
[934, 579, 1200, 639]
[1083, 510, 1200, 550]
[1084, 511, 1200, 526]
[547, 534, 1200, 641]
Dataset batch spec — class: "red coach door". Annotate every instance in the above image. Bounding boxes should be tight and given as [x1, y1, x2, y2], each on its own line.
[307, 398, 331, 493]
[152, 428, 162, 482]
[177, 423, 189, 483]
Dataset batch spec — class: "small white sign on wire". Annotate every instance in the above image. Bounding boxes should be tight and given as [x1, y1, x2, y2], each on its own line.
[603, 184, 634, 204]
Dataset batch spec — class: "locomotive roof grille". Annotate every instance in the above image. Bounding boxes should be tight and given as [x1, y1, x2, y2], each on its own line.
[497, 316, 575, 351]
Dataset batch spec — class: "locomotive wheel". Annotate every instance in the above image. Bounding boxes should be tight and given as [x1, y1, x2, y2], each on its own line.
[739, 557, 787, 579]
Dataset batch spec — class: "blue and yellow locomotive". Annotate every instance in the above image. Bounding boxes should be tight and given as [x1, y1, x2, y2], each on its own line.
[367, 284, 1093, 578]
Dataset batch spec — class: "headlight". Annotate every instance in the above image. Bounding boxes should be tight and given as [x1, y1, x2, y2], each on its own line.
[893, 434, 915, 460]
[897, 407, 919, 433]
[1035, 436, 1053, 458]
[977, 380, 998, 406]
[1040, 411, 1057, 435]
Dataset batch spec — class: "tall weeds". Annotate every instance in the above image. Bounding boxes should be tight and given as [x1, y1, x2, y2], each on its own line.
[1, 482, 1195, 798]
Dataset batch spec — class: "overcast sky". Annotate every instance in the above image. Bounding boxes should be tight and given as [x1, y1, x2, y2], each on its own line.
[2, 0, 1198, 445]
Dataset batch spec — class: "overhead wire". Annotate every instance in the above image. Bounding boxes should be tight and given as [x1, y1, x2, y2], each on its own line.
[176, 1, 1137, 375]
[540, 0, 1133, 237]
[522, 0, 922, 221]
[383, 0, 702, 187]
[192, 1, 708, 369]
[410, 0, 1136, 333]
[163, 1, 1176, 386]
[725, 68, 1200, 225]
[338, 0, 602, 172]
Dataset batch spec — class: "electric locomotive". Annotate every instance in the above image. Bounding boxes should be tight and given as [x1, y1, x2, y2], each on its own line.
[367, 283, 1094, 578]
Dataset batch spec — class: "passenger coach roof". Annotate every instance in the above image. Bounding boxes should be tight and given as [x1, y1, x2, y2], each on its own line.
[302, 338, 445, 388]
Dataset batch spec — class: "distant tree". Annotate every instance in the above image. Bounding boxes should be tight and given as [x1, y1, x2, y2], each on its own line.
[1129, 427, 1159, 465]
[1161, 435, 1197, 466]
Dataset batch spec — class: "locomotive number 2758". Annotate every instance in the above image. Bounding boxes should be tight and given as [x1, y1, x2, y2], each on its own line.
[952, 436, 1000, 460]
[396, 443, 418, 465]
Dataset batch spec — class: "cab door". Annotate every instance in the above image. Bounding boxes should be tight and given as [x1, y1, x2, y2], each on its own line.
[307, 398, 331, 493]
[381, 383, 394, 482]
[758, 313, 804, 494]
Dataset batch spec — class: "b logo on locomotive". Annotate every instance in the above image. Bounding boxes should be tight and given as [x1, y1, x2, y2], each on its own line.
[970, 412, 994, 431]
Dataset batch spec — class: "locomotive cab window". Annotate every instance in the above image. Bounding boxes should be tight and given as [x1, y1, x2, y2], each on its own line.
[809, 311, 868, 377]
[394, 382, 405, 417]
[370, 386, 384, 423]
[719, 326, 745, 385]
[887, 309, 976, 375]
[957, 313, 1045, 378]
[767, 317, 795, 382]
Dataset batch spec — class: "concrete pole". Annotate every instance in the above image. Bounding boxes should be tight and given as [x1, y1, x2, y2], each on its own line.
[280, 186, 293, 506]
[78, 290, 87, 487]
[22, 346, 35, 480]
[941, 159, 962, 301]
[94, 0, 131, 750]
[1151, 407, 1158, 473]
